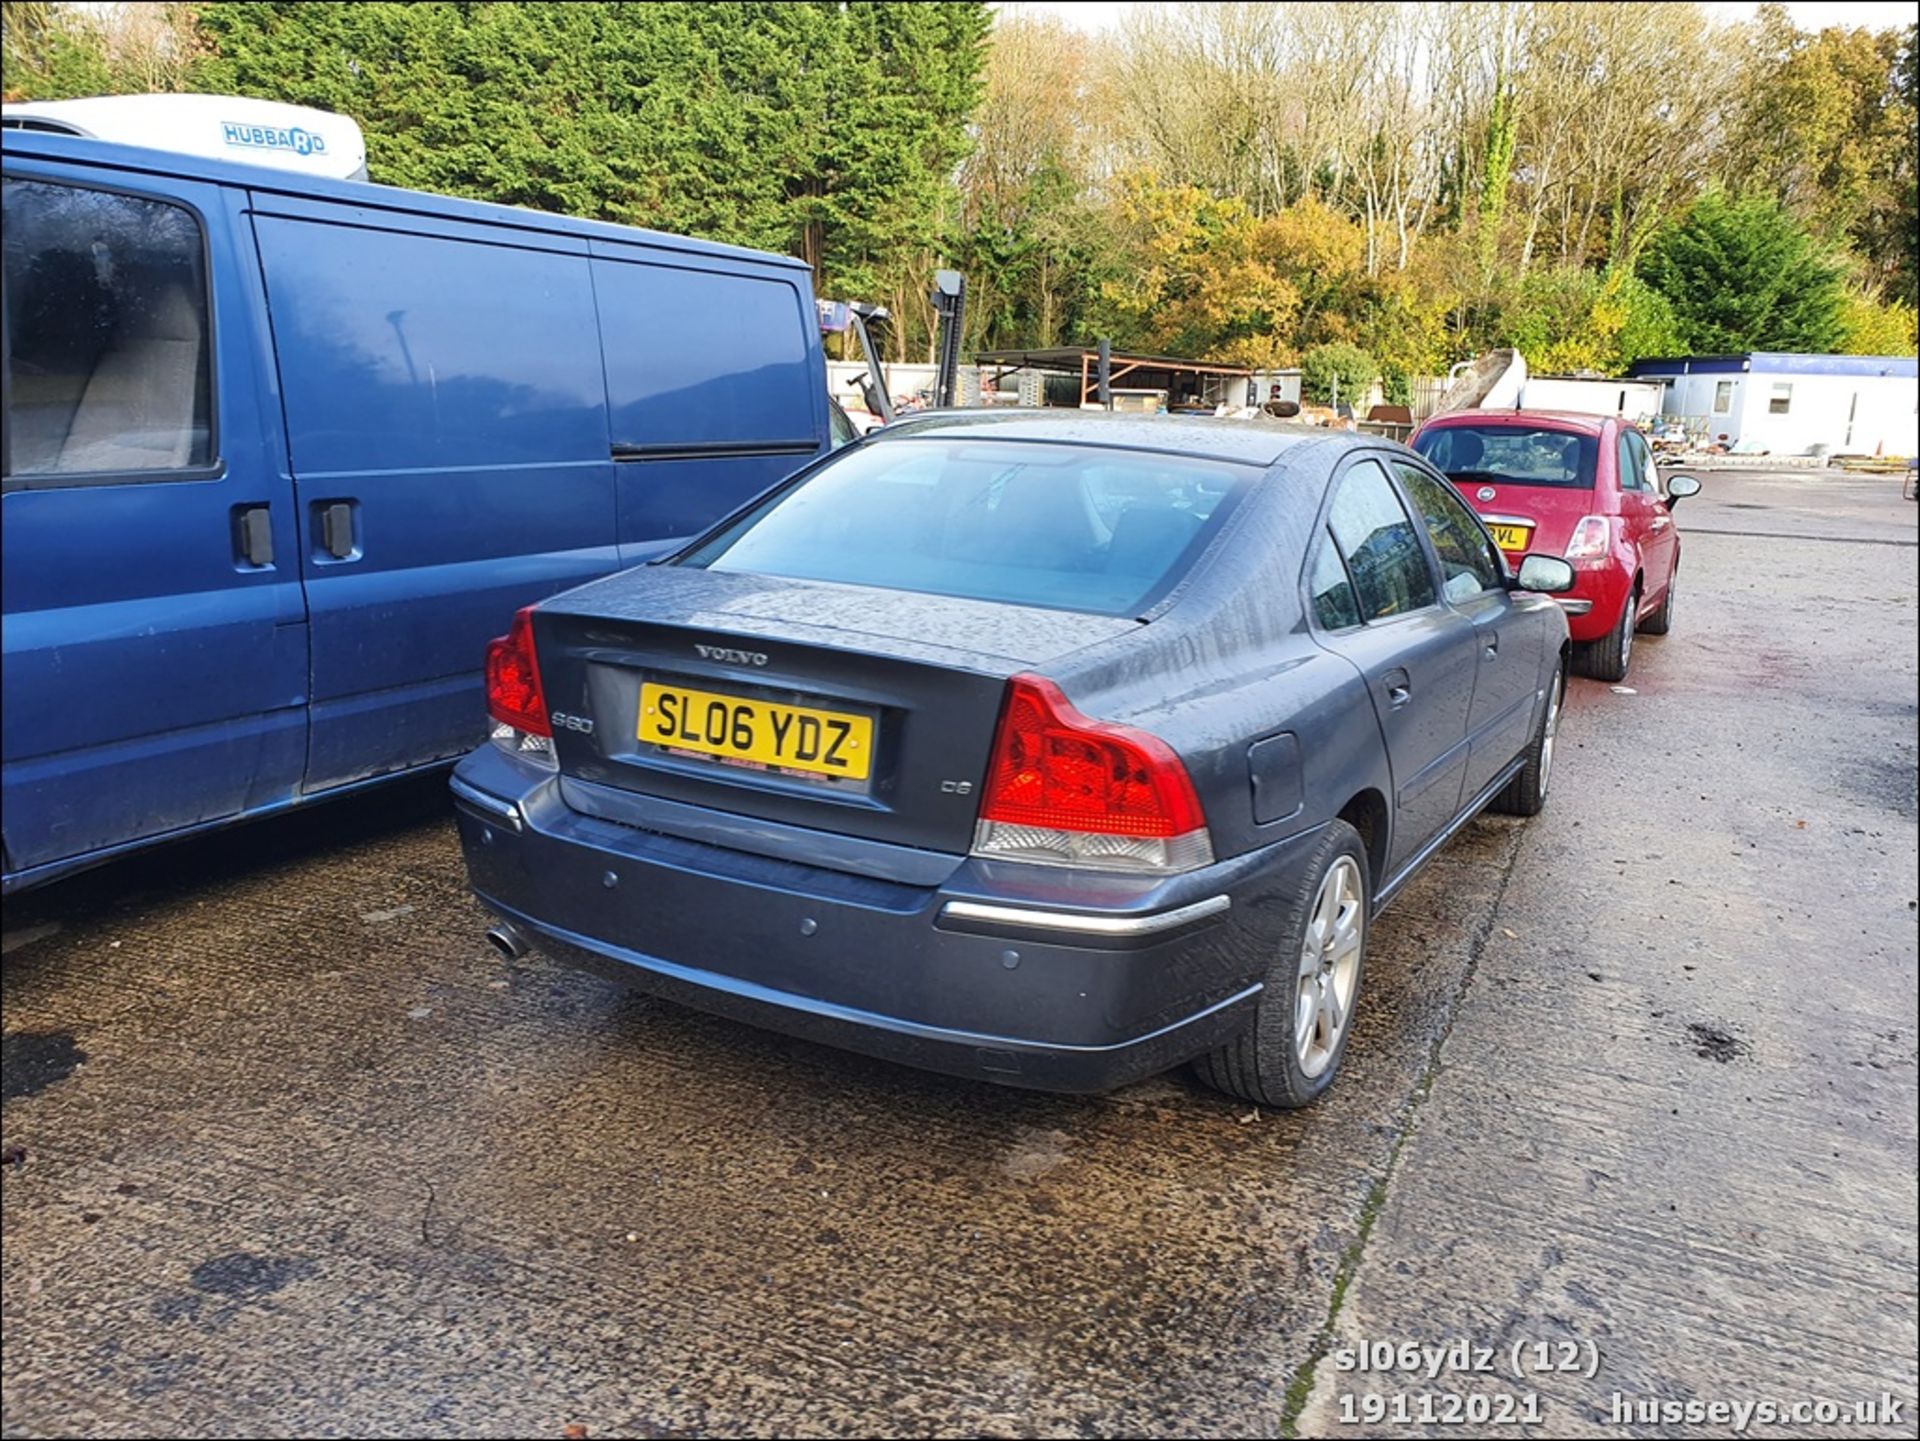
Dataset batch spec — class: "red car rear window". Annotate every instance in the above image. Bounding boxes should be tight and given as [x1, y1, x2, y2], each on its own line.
[1414, 425, 1598, 490]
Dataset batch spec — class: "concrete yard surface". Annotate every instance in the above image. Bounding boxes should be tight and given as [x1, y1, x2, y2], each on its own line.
[3, 469, 1916, 1438]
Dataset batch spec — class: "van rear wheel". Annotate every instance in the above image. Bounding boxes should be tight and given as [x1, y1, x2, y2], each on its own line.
[1194, 820, 1369, 1109]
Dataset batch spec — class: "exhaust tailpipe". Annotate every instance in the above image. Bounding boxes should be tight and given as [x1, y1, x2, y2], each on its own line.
[485, 923, 529, 962]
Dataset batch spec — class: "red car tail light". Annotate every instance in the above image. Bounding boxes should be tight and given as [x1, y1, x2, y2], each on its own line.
[973, 674, 1212, 873]
[486, 606, 552, 748]
[1564, 515, 1612, 561]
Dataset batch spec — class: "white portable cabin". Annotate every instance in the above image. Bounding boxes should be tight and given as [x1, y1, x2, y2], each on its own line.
[1, 94, 368, 182]
[1518, 375, 1667, 424]
[1626, 353, 1920, 457]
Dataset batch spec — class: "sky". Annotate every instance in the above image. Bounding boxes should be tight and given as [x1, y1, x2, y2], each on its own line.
[1004, 0, 1919, 33]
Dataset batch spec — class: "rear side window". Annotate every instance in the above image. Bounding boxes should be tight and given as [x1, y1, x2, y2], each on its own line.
[1307, 530, 1361, 630]
[1325, 460, 1437, 620]
[683, 439, 1249, 616]
[1395, 462, 1504, 601]
[594, 259, 815, 452]
[1414, 424, 1596, 490]
[3, 178, 213, 483]
[1627, 429, 1658, 494]
[1616, 431, 1652, 492]
[827, 397, 858, 449]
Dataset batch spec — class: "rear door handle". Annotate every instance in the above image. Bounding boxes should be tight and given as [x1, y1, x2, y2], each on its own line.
[234, 504, 273, 568]
[318, 500, 357, 560]
[1484, 631, 1500, 658]
[1383, 668, 1413, 708]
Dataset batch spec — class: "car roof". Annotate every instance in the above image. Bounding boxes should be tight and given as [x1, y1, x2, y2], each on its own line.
[868, 410, 1340, 466]
[1420, 408, 1613, 436]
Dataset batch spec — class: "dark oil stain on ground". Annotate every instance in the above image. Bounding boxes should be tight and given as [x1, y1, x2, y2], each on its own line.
[189, 1252, 318, 1299]
[1843, 754, 1920, 820]
[1686, 1022, 1750, 1063]
[1, 1030, 87, 1102]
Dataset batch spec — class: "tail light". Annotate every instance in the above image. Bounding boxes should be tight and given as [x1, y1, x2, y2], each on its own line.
[972, 674, 1212, 873]
[1564, 515, 1612, 561]
[486, 606, 555, 764]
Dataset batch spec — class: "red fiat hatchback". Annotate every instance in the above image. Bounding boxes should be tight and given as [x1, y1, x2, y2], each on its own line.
[1412, 411, 1700, 681]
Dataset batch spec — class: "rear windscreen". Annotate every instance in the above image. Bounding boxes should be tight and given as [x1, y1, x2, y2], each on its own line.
[680, 439, 1251, 616]
[1414, 425, 1597, 489]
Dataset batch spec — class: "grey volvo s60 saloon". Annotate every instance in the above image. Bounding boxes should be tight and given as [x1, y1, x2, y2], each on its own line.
[453, 413, 1575, 1107]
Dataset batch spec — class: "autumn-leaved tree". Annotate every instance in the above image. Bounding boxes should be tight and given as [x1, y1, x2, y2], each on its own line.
[954, 13, 1106, 351]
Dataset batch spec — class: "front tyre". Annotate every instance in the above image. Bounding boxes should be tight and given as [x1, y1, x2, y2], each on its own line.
[1638, 569, 1676, 636]
[1194, 821, 1369, 1109]
[1575, 581, 1637, 681]
[1490, 657, 1564, 817]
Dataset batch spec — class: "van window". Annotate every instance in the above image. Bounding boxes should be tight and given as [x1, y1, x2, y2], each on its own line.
[252, 217, 608, 474]
[594, 260, 815, 452]
[2, 178, 213, 482]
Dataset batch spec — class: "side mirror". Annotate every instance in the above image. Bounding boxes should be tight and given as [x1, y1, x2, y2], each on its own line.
[1515, 554, 1576, 594]
[1665, 474, 1701, 504]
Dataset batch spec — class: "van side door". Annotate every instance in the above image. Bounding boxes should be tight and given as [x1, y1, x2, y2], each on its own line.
[588, 243, 827, 562]
[249, 199, 618, 793]
[1, 168, 305, 883]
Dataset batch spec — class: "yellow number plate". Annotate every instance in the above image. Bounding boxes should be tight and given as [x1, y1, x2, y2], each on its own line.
[639, 682, 873, 781]
[1487, 523, 1533, 551]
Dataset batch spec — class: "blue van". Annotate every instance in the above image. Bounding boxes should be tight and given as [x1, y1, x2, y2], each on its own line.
[1, 125, 833, 893]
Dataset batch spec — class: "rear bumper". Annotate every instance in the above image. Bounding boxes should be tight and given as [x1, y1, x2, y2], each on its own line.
[452, 745, 1321, 1092]
[1560, 563, 1633, 641]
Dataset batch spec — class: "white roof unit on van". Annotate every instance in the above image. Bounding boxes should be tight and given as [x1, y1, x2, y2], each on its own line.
[1, 94, 368, 182]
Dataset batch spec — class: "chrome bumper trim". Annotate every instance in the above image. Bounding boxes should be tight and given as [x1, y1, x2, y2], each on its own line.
[451, 777, 523, 830]
[938, 894, 1230, 938]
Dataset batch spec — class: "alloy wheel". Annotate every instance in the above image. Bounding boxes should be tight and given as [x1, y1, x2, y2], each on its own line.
[1540, 669, 1563, 795]
[1296, 856, 1365, 1079]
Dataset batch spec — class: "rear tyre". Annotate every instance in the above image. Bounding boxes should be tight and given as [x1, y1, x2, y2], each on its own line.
[1637, 569, 1675, 636]
[1490, 658, 1564, 818]
[1193, 820, 1369, 1110]
[1575, 581, 1637, 682]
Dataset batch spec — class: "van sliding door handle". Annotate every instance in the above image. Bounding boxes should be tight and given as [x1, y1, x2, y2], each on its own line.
[319, 501, 356, 560]
[235, 504, 273, 567]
